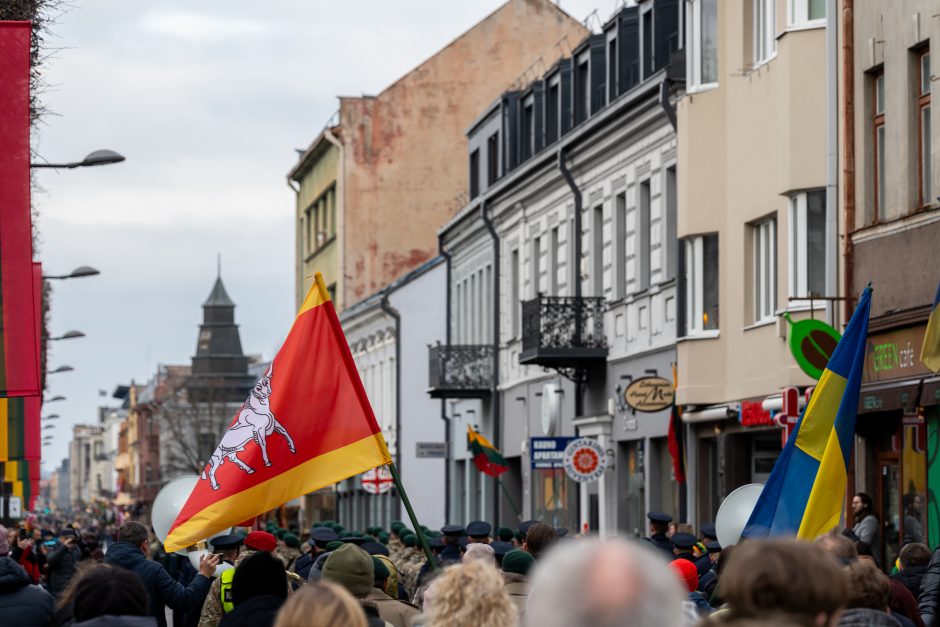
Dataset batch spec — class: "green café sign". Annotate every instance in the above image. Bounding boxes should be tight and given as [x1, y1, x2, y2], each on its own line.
[863, 325, 930, 384]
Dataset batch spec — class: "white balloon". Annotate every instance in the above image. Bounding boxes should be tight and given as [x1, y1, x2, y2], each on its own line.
[714, 483, 765, 548]
[151, 476, 199, 548]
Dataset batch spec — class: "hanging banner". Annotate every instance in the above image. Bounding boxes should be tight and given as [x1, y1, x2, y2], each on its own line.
[0, 22, 40, 398]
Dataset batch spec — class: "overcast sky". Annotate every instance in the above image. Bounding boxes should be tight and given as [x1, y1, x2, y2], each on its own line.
[33, 0, 613, 471]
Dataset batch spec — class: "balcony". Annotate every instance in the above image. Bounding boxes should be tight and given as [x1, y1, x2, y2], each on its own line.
[427, 344, 494, 398]
[520, 295, 608, 367]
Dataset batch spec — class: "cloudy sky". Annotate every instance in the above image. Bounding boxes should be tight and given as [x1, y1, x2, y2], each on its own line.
[33, 0, 612, 471]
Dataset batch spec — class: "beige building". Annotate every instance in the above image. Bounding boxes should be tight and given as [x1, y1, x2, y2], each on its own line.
[288, 0, 588, 311]
[676, 0, 833, 523]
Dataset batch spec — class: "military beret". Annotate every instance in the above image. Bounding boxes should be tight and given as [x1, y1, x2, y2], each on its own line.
[647, 512, 673, 524]
[209, 533, 244, 550]
[275, 528, 287, 539]
[441, 524, 465, 536]
[325, 540, 343, 552]
[310, 527, 339, 546]
[403, 534, 417, 548]
[283, 533, 301, 549]
[390, 520, 403, 529]
[705, 540, 722, 554]
[361, 541, 390, 557]
[377, 532, 390, 544]
[502, 549, 535, 576]
[490, 540, 513, 557]
[245, 531, 277, 552]
[700, 522, 717, 540]
[671, 532, 697, 550]
[518, 520, 539, 535]
[312, 522, 324, 528]
[466, 521, 492, 538]
[497, 527, 514, 542]
[372, 556, 390, 579]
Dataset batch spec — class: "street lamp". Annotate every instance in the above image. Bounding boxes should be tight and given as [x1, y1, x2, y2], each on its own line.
[48, 365, 74, 374]
[45, 330, 85, 341]
[31, 149, 125, 170]
[43, 266, 100, 280]
[42, 414, 60, 420]
[46, 396, 66, 402]
[42, 424, 55, 430]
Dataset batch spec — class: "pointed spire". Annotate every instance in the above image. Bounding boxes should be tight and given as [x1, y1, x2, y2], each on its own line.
[203, 274, 235, 307]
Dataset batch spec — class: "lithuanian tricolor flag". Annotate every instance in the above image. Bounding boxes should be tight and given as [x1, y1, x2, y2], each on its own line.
[468, 425, 507, 477]
[164, 273, 392, 553]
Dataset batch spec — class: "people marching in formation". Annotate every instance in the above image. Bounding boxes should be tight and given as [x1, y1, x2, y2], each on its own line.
[3, 502, 940, 626]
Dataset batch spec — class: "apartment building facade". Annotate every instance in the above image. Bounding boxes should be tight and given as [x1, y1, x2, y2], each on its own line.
[435, 0, 683, 534]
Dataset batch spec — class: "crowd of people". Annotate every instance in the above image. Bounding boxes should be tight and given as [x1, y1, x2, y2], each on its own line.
[1, 491, 938, 627]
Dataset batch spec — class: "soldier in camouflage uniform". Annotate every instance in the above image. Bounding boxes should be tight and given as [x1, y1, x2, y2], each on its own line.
[397, 535, 425, 599]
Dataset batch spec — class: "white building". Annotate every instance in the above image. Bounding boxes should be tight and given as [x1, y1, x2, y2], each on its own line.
[69, 424, 108, 508]
[337, 258, 447, 530]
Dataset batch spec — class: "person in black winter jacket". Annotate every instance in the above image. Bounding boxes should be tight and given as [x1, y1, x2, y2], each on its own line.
[47, 529, 82, 599]
[0, 555, 55, 627]
[918, 547, 940, 627]
[219, 550, 287, 627]
[895, 543, 931, 601]
[70, 563, 156, 627]
[103, 521, 218, 627]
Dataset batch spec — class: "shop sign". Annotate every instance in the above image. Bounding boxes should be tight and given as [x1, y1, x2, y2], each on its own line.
[563, 437, 607, 483]
[783, 312, 842, 381]
[740, 401, 774, 427]
[415, 442, 448, 458]
[623, 377, 675, 413]
[530, 437, 573, 469]
[864, 325, 930, 383]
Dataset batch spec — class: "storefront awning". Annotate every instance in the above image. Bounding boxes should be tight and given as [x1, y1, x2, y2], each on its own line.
[858, 379, 922, 414]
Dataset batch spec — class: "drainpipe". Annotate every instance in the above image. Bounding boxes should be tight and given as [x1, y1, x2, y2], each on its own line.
[557, 148, 585, 418]
[480, 198, 502, 524]
[379, 294, 402, 519]
[438, 234, 453, 521]
[841, 0, 856, 325]
[825, 0, 840, 328]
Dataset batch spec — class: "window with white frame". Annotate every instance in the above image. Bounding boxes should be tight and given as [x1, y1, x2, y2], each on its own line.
[752, 218, 776, 322]
[753, 0, 776, 66]
[682, 233, 719, 334]
[788, 0, 825, 28]
[789, 190, 826, 300]
[687, 0, 718, 89]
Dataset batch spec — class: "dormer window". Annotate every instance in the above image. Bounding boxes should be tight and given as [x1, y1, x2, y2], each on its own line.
[470, 149, 480, 199]
[575, 57, 589, 124]
[521, 97, 535, 161]
[546, 76, 560, 144]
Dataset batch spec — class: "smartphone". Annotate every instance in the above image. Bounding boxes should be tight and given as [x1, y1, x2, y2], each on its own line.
[18, 528, 28, 541]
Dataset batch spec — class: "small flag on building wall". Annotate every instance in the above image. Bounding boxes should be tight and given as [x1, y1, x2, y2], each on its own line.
[467, 425, 508, 477]
[164, 273, 392, 553]
[921, 281, 940, 373]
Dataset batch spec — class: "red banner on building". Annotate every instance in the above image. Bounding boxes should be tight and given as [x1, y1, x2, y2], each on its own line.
[0, 22, 40, 398]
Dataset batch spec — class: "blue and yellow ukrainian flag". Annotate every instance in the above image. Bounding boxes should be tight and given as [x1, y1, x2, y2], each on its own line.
[921, 281, 940, 373]
[742, 286, 872, 540]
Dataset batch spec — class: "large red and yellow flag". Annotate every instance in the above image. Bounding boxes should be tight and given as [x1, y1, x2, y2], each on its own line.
[164, 274, 393, 552]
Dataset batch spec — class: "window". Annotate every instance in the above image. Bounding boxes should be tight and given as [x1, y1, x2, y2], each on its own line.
[643, 8, 654, 79]
[532, 236, 541, 297]
[487, 133, 500, 186]
[918, 49, 932, 207]
[304, 186, 336, 255]
[682, 234, 719, 334]
[511, 248, 520, 337]
[470, 149, 480, 199]
[872, 71, 886, 221]
[665, 167, 678, 280]
[638, 179, 652, 291]
[522, 100, 535, 161]
[752, 218, 777, 322]
[614, 192, 627, 299]
[549, 227, 559, 294]
[593, 205, 604, 297]
[789, 190, 826, 300]
[569, 217, 578, 295]
[688, 0, 718, 88]
[753, 0, 776, 66]
[576, 59, 590, 124]
[788, 0, 825, 27]
[608, 35, 618, 101]
[546, 79, 560, 145]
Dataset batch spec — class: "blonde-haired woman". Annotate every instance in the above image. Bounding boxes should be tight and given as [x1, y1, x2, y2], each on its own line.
[273, 581, 367, 627]
[423, 560, 517, 627]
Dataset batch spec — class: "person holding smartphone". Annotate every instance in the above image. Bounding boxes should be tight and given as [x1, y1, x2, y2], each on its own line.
[10, 526, 44, 585]
[47, 528, 82, 599]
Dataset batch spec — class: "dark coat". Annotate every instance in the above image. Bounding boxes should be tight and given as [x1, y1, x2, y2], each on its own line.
[218, 594, 284, 627]
[838, 608, 902, 627]
[896, 565, 928, 600]
[918, 549, 940, 627]
[72, 617, 158, 627]
[0, 555, 55, 627]
[47, 542, 82, 599]
[293, 552, 315, 580]
[103, 542, 210, 627]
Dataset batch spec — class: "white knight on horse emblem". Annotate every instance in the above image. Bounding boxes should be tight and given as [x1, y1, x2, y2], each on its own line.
[201, 363, 296, 490]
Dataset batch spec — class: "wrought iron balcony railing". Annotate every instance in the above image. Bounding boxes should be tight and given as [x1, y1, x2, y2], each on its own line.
[520, 295, 608, 367]
[427, 344, 494, 398]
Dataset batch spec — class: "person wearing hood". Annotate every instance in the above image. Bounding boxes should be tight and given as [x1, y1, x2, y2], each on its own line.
[104, 521, 217, 627]
[321, 543, 393, 627]
[0, 554, 54, 626]
[839, 559, 906, 627]
[218, 551, 287, 627]
[368, 555, 420, 627]
[47, 528, 82, 600]
[501, 549, 533, 621]
[69, 563, 156, 627]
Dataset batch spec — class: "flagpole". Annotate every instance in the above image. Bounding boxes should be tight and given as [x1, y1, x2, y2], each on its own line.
[386, 461, 437, 570]
[496, 477, 522, 522]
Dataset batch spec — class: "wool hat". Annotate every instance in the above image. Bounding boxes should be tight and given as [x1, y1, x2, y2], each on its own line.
[282, 533, 300, 549]
[244, 531, 277, 552]
[502, 549, 535, 576]
[322, 543, 374, 598]
[232, 550, 288, 605]
[670, 558, 698, 593]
